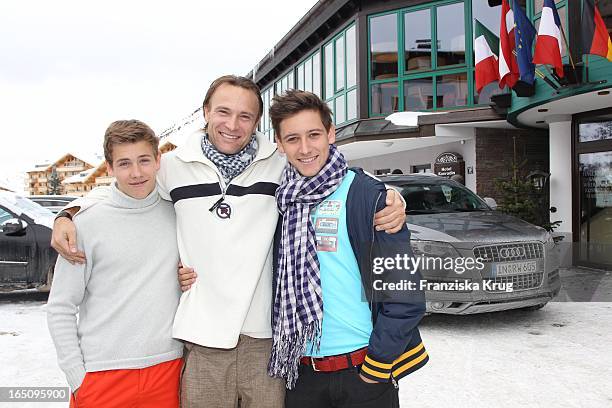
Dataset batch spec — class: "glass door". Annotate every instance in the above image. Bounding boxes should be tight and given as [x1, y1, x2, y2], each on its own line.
[577, 117, 612, 268]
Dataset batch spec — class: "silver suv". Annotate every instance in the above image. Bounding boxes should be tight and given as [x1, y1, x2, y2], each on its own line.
[381, 174, 561, 314]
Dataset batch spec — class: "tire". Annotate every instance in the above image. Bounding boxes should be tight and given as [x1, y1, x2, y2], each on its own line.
[37, 265, 54, 292]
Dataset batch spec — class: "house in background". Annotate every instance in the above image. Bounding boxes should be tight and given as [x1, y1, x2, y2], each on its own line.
[27, 133, 184, 197]
[25, 153, 99, 196]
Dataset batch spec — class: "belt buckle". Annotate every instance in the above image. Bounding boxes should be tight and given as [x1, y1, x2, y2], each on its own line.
[310, 357, 320, 372]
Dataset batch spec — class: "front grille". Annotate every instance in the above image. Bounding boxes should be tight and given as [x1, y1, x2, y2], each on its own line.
[474, 242, 543, 263]
[485, 272, 544, 292]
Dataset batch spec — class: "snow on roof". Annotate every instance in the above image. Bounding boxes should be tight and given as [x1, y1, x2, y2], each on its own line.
[67, 152, 103, 167]
[385, 112, 437, 127]
[62, 168, 97, 184]
[26, 162, 54, 173]
[159, 107, 204, 148]
[27, 152, 102, 173]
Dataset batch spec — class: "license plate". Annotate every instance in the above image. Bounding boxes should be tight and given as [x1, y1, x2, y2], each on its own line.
[493, 260, 537, 277]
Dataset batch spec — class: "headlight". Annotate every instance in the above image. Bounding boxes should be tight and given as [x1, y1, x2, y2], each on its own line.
[410, 240, 461, 258]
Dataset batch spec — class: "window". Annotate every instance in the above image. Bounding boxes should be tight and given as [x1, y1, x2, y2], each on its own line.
[371, 82, 399, 115]
[259, 87, 274, 141]
[436, 2, 466, 67]
[368, 2, 471, 116]
[275, 70, 294, 96]
[324, 23, 358, 125]
[412, 164, 432, 173]
[404, 9, 431, 71]
[296, 51, 321, 97]
[0, 207, 13, 224]
[370, 14, 398, 80]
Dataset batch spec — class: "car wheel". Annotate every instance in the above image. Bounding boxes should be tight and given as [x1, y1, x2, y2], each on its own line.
[37, 265, 54, 292]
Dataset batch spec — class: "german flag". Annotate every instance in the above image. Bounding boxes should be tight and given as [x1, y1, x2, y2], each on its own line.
[582, 0, 612, 61]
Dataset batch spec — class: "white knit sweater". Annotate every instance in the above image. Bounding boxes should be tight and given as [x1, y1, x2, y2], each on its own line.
[47, 184, 183, 391]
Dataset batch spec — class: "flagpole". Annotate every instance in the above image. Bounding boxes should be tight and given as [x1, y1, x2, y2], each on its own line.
[586, 54, 590, 83]
[559, 25, 577, 71]
[512, 49, 559, 90]
[535, 69, 560, 90]
[541, 63, 563, 85]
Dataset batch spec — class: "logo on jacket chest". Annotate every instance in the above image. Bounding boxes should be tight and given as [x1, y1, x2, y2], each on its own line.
[216, 202, 232, 219]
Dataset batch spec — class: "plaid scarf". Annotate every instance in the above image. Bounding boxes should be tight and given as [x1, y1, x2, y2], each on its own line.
[269, 144, 348, 389]
[201, 133, 258, 183]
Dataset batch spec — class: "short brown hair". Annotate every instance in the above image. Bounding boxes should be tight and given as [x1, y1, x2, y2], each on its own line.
[103, 120, 159, 164]
[202, 75, 263, 130]
[269, 90, 333, 137]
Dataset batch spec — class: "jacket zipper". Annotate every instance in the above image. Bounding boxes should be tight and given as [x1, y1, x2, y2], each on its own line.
[208, 177, 228, 212]
[368, 192, 382, 324]
[370, 191, 400, 390]
[206, 141, 277, 213]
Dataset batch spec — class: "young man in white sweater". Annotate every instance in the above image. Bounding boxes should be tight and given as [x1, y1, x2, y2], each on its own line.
[47, 120, 184, 408]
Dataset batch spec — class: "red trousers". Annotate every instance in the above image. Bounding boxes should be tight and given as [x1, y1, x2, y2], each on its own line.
[69, 358, 182, 408]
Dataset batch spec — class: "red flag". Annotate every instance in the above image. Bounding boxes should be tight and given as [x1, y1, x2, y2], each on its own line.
[499, 0, 519, 88]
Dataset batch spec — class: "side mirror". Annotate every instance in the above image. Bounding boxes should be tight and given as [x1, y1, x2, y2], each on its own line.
[1, 218, 28, 235]
[483, 197, 498, 210]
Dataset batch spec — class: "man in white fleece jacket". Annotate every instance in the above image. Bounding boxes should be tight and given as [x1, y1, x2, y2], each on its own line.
[47, 120, 183, 408]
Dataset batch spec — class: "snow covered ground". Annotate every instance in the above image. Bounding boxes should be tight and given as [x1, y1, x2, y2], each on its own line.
[1, 270, 612, 407]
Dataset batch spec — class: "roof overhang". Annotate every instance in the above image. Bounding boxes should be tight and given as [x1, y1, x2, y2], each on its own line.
[335, 107, 510, 160]
[516, 87, 612, 128]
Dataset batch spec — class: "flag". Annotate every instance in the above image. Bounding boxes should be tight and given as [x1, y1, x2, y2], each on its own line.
[499, 0, 518, 88]
[513, 0, 537, 85]
[475, 19, 500, 93]
[533, 0, 564, 77]
[582, 0, 612, 61]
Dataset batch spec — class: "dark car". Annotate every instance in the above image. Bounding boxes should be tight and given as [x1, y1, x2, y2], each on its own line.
[380, 174, 561, 314]
[0, 191, 57, 292]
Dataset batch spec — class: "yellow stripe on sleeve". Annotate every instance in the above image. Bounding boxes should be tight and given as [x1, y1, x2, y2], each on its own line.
[392, 351, 429, 378]
[364, 355, 393, 370]
[361, 364, 391, 379]
[392, 342, 424, 365]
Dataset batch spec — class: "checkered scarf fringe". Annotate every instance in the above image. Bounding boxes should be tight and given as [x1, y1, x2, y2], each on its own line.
[269, 145, 348, 389]
[201, 133, 258, 183]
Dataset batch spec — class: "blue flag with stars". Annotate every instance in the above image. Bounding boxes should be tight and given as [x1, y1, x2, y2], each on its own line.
[512, 0, 536, 85]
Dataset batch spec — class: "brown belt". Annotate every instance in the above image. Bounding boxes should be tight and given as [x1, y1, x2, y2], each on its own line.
[300, 347, 368, 372]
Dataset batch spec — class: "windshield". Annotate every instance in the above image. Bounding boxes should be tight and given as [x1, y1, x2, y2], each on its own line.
[14, 196, 55, 218]
[393, 182, 490, 214]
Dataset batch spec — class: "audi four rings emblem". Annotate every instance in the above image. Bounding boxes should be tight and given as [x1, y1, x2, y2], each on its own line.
[499, 247, 526, 259]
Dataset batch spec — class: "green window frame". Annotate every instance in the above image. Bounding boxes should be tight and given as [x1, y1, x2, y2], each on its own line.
[323, 23, 358, 126]
[368, 0, 475, 116]
[296, 51, 322, 97]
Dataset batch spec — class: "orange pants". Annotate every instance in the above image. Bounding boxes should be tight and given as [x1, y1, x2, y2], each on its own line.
[69, 358, 183, 408]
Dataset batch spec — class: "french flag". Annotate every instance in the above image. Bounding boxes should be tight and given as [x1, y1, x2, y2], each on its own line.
[533, 0, 564, 78]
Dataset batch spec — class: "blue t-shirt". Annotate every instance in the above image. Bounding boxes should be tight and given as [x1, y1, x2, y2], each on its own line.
[305, 170, 373, 357]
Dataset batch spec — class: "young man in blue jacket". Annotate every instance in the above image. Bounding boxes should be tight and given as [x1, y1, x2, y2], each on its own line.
[268, 90, 428, 407]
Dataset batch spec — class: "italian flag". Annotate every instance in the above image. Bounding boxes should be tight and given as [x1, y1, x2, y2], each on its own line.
[533, 0, 564, 77]
[475, 19, 499, 93]
[499, 0, 519, 89]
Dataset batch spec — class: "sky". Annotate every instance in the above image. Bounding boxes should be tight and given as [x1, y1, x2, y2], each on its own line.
[0, 0, 318, 193]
